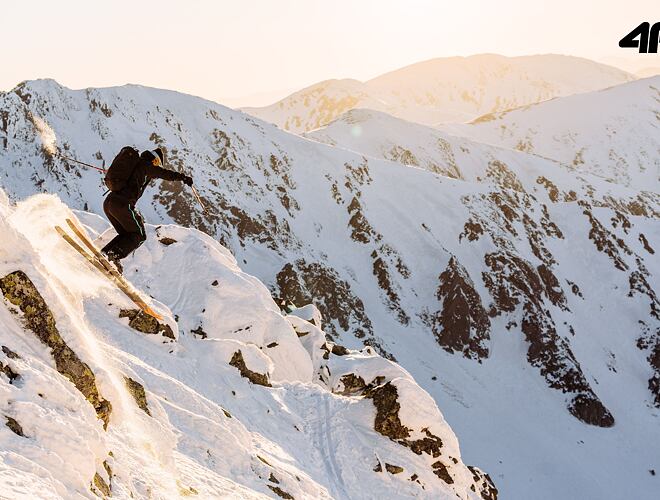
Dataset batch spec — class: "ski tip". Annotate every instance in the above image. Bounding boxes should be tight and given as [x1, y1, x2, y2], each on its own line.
[144, 307, 164, 321]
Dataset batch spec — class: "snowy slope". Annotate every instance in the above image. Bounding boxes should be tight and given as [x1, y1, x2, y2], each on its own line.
[0, 191, 495, 499]
[244, 54, 634, 133]
[441, 76, 660, 190]
[0, 79, 658, 499]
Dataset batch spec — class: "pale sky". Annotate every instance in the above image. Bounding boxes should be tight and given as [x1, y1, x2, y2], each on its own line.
[2, 0, 658, 106]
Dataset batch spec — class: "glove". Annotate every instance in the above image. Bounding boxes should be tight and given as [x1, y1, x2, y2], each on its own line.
[182, 175, 193, 186]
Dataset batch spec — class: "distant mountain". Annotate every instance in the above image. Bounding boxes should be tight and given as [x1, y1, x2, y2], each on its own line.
[441, 76, 660, 190]
[636, 67, 660, 78]
[0, 79, 658, 499]
[243, 54, 635, 133]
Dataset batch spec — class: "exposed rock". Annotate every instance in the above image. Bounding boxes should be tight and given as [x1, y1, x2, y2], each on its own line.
[5, 415, 24, 437]
[385, 463, 404, 474]
[636, 322, 660, 407]
[0, 360, 20, 384]
[276, 260, 373, 339]
[1, 346, 20, 359]
[338, 373, 366, 396]
[330, 344, 349, 356]
[364, 381, 446, 466]
[431, 461, 453, 484]
[124, 377, 151, 416]
[119, 309, 175, 339]
[268, 473, 279, 484]
[267, 485, 294, 499]
[536, 176, 560, 202]
[1, 271, 112, 428]
[568, 394, 615, 427]
[639, 233, 655, 254]
[433, 256, 490, 360]
[229, 350, 271, 387]
[467, 465, 499, 500]
[482, 254, 614, 427]
[93, 471, 111, 497]
[191, 325, 208, 339]
[158, 237, 177, 246]
[461, 219, 484, 242]
[580, 202, 631, 271]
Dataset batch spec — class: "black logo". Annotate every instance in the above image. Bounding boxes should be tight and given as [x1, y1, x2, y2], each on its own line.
[619, 22, 659, 53]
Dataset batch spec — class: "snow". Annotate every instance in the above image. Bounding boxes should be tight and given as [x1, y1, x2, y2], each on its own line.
[0, 190, 486, 499]
[244, 54, 634, 133]
[441, 76, 660, 190]
[0, 75, 658, 499]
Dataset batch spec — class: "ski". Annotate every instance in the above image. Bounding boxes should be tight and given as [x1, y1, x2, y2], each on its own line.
[55, 222, 163, 321]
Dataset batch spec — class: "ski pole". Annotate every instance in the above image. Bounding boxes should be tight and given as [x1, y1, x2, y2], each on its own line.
[190, 185, 210, 215]
[53, 152, 106, 173]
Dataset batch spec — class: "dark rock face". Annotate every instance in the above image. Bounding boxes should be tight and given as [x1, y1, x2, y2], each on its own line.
[482, 250, 614, 427]
[432, 256, 490, 360]
[158, 237, 177, 246]
[229, 350, 271, 387]
[568, 395, 615, 427]
[431, 461, 453, 484]
[5, 416, 24, 437]
[362, 381, 479, 487]
[637, 322, 660, 407]
[124, 376, 151, 416]
[276, 260, 373, 340]
[119, 309, 175, 339]
[1, 271, 112, 428]
[385, 463, 404, 474]
[467, 465, 499, 500]
[93, 471, 111, 497]
[267, 485, 294, 499]
[338, 373, 366, 396]
[579, 202, 631, 271]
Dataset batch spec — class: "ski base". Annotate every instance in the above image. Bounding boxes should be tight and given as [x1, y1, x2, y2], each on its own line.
[55, 221, 163, 321]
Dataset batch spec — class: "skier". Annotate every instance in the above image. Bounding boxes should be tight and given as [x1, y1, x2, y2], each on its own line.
[101, 147, 192, 272]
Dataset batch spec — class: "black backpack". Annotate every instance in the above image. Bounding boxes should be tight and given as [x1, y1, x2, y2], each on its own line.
[104, 146, 140, 192]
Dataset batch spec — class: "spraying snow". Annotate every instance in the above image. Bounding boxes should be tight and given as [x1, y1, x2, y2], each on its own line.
[32, 115, 57, 156]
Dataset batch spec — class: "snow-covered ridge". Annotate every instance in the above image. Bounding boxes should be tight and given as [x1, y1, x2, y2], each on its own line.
[243, 54, 635, 133]
[0, 190, 495, 498]
[0, 78, 658, 499]
[441, 76, 660, 190]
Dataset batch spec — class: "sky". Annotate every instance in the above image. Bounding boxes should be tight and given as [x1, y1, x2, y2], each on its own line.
[2, 0, 658, 106]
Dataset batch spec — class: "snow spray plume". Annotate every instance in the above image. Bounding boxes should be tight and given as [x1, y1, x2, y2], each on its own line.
[32, 115, 57, 156]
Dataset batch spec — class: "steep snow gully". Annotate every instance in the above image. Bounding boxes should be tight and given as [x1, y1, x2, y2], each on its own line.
[0, 191, 495, 499]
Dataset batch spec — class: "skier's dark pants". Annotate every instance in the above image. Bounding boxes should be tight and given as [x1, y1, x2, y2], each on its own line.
[101, 193, 146, 259]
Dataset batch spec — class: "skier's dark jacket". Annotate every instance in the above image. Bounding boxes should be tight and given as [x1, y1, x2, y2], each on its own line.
[116, 151, 188, 204]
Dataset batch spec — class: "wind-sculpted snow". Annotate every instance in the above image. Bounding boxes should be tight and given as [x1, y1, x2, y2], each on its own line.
[0, 192, 491, 499]
[0, 78, 659, 499]
[245, 54, 633, 133]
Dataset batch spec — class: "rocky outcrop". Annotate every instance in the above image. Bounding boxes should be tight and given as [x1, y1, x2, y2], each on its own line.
[1, 271, 112, 428]
[229, 350, 271, 387]
[119, 309, 175, 339]
[482, 252, 614, 427]
[124, 377, 151, 416]
[276, 260, 373, 340]
[432, 256, 490, 360]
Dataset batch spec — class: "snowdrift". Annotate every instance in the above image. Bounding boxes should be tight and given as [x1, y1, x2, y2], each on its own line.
[0, 190, 495, 499]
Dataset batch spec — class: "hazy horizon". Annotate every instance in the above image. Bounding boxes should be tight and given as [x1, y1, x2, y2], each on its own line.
[3, 0, 659, 107]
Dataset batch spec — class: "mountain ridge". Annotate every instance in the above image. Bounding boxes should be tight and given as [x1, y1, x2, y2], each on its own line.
[243, 54, 635, 133]
[0, 77, 658, 499]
